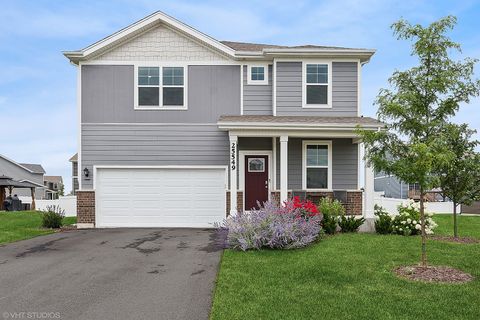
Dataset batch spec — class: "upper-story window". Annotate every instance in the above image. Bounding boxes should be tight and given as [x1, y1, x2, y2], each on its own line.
[247, 64, 268, 85]
[303, 62, 331, 108]
[136, 66, 187, 110]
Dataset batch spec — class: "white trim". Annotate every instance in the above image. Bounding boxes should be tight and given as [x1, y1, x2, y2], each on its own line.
[93, 165, 228, 191]
[229, 135, 238, 215]
[218, 122, 380, 129]
[240, 65, 244, 115]
[80, 60, 244, 66]
[280, 135, 288, 202]
[302, 60, 332, 109]
[273, 59, 277, 116]
[134, 64, 188, 110]
[64, 11, 236, 62]
[272, 137, 277, 191]
[357, 61, 361, 116]
[358, 143, 362, 189]
[239, 150, 273, 211]
[246, 63, 269, 85]
[302, 140, 333, 191]
[77, 64, 82, 190]
[84, 122, 217, 126]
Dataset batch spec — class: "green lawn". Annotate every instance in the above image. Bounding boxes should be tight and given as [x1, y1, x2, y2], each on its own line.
[211, 215, 480, 320]
[0, 211, 76, 245]
[432, 214, 480, 239]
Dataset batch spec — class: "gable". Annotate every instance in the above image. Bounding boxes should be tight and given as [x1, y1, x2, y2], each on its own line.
[92, 24, 230, 62]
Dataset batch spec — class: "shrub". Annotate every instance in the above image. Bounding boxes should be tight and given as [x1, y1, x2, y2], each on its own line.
[392, 200, 437, 236]
[41, 205, 65, 229]
[318, 197, 344, 234]
[219, 199, 321, 251]
[338, 215, 365, 233]
[374, 204, 393, 234]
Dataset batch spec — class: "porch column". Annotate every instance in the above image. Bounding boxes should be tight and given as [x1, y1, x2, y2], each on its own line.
[364, 162, 375, 219]
[229, 135, 238, 215]
[280, 135, 288, 203]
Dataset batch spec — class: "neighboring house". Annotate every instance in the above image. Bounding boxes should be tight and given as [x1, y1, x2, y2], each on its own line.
[64, 11, 382, 228]
[69, 153, 79, 195]
[43, 176, 64, 200]
[374, 173, 409, 199]
[0, 154, 45, 199]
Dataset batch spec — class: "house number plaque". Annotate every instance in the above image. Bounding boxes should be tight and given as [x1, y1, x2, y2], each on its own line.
[230, 142, 236, 170]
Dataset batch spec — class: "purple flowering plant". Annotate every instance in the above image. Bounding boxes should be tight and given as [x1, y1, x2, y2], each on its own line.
[217, 199, 322, 251]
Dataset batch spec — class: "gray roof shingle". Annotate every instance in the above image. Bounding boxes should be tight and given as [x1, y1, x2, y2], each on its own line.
[218, 115, 382, 126]
[19, 163, 46, 174]
[220, 41, 364, 52]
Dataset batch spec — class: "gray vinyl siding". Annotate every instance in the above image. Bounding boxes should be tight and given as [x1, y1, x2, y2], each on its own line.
[80, 124, 229, 189]
[275, 138, 358, 190]
[0, 158, 44, 198]
[374, 176, 409, 199]
[81, 65, 241, 123]
[243, 65, 273, 115]
[275, 61, 358, 116]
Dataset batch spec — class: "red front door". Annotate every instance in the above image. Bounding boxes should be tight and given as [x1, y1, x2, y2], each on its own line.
[244, 155, 269, 210]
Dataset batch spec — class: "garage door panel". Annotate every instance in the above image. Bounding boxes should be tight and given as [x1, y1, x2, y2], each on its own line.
[96, 168, 226, 228]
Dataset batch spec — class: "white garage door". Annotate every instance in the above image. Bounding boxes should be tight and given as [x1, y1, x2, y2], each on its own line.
[96, 167, 227, 228]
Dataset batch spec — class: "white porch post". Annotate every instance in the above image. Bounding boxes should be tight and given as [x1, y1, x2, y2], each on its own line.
[229, 135, 238, 215]
[364, 161, 375, 219]
[280, 135, 288, 203]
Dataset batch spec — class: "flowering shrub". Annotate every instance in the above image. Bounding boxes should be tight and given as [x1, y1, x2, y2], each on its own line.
[392, 200, 437, 236]
[318, 198, 344, 234]
[218, 199, 322, 251]
[374, 205, 393, 234]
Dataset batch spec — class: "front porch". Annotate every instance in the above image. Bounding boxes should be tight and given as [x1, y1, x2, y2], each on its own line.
[218, 115, 383, 218]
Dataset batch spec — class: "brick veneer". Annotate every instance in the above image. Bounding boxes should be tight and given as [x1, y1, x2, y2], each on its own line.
[226, 191, 244, 215]
[77, 191, 95, 225]
[270, 191, 363, 215]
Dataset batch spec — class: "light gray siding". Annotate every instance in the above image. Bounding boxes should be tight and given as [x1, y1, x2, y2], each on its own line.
[275, 62, 358, 116]
[243, 65, 273, 115]
[275, 138, 358, 190]
[80, 124, 229, 189]
[0, 158, 44, 198]
[81, 65, 241, 123]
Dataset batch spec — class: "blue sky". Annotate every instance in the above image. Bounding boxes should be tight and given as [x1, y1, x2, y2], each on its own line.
[0, 0, 479, 193]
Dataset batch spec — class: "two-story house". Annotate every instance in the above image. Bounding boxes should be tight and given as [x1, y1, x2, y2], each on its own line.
[64, 11, 382, 228]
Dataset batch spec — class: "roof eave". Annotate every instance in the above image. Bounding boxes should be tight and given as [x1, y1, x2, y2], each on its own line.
[217, 122, 382, 131]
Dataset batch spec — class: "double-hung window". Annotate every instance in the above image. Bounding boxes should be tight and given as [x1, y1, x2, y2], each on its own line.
[303, 63, 330, 107]
[247, 64, 268, 85]
[303, 141, 332, 190]
[136, 66, 186, 109]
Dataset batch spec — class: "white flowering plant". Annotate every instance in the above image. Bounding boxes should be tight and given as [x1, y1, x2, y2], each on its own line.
[391, 200, 437, 236]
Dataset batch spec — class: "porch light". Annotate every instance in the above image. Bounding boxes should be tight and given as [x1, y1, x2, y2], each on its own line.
[83, 167, 90, 177]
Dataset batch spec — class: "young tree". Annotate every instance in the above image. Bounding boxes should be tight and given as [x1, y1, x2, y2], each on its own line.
[438, 123, 480, 238]
[358, 16, 480, 266]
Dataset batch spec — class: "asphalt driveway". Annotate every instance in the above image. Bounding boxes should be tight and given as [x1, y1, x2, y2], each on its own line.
[0, 228, 223, 320]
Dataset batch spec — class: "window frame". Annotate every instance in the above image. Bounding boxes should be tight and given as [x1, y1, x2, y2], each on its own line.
[302, 60, 332, 109]
[247, 64, 269, 85]
[134, 63, 188, 110]
[302, 140, 333, 191]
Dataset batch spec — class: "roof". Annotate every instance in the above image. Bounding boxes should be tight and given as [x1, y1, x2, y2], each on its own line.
[218, 115, 383, 127]
[64, 11, 376, 64]
[0, 154, 45, 174]
[0, 176, 41, 188]
[220, 41, 363, 52]
[44, 176, 63, 184]
[69, 153, 78, 162]
[19, 163, 46, 174]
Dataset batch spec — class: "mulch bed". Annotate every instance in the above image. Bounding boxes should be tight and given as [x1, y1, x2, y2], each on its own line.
[54, 225, 77, 232]
[394, 265, 474, 284]
[429, 235, 479, 244]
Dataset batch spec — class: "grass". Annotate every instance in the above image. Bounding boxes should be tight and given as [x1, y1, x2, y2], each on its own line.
[0, 211, 76, 245]
[432, 214, 480, 239]
[211, 214, 480, 320]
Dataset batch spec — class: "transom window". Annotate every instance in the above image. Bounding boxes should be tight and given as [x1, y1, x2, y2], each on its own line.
[136, 66, 186, 109]
[247, 65, 268, 85]
[304, 63, 330, 107]
[303, 141, 332, 190]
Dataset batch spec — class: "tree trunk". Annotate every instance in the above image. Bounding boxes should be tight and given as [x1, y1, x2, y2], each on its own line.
[453, 201, 458, 238]
[419, 186, 427, 267]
